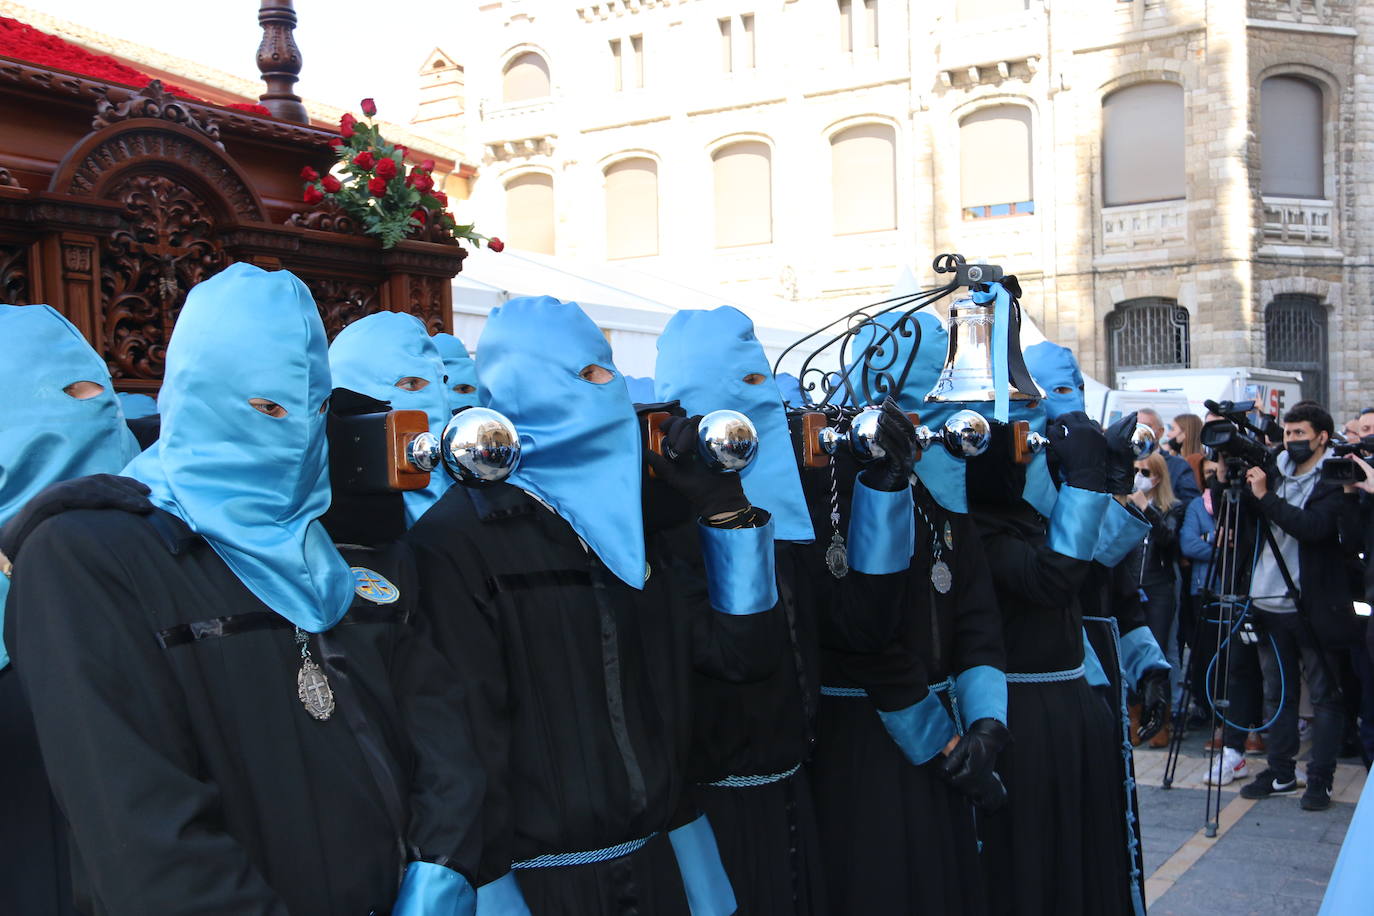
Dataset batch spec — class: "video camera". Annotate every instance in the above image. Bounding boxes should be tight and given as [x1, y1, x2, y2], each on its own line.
[1199, 399, 1276, 472]
[1321, 435, 1374, 484]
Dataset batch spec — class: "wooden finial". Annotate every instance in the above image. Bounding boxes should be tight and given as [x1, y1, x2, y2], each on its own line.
[257, 0, 308, 123]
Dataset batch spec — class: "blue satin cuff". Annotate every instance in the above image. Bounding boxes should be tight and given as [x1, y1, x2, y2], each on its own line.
[1082, 630, 1110, 688]
[876, 689, 957, 765]
[1047, 485, 1110, 561]
[669, 814, 737, 916]
[954, 664, 1007, 727]
[697, 520, 778, 615]
[1120, 625, 1170, 686]
[1093, 500, 1150, 568]
[476, 872, 530, 916]
[394, 861, 477, 916]
[0, 575, 10, 670]
[846, 478, 915, 575]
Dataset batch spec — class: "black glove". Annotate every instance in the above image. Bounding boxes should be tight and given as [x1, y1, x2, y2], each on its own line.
[1136, 668, 1171, 742]
[941, 717, 1011, 811]
[0, 474, 153, 568]
[860, 397, 918, 492]
[1104, 411, 1140, 497]
[1046, 411, 1109, 493]
[646, 416, 750, 520]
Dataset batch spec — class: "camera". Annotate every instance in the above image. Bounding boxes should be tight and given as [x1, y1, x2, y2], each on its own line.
[1200, 399, 1275, 472]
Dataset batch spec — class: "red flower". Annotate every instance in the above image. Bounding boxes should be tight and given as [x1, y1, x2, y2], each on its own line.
[410, 170, 434, 193]
[321, 174, 342, 193]
[395, 145, 408, 157]
[368, 176, 387, 196]
[375, 157, 398, 180]
[352, 150, 376, 171]
[300, 165, 320, 181]
[432, 190, 449, 207]
[360, 97, 377, 117]
[410, 208, 428, 224]
[303, 185, 325, 205]
[421, 159, 435, 172]
[329, 137, 344, 149]
[488, 237, 505, 252]
[340, 112, 357, 139]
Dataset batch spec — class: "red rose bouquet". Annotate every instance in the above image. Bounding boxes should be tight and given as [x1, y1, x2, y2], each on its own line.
[299, 99, 500, 251]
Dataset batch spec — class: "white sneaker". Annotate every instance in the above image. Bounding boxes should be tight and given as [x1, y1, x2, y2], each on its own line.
[1205, 747, 1249, 786]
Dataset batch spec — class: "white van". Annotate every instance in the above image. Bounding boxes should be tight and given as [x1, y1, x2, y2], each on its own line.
[1115, 367, 1304, 420]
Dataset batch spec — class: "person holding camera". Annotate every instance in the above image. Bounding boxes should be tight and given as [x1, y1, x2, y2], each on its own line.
[1236, 403, 1357, 811]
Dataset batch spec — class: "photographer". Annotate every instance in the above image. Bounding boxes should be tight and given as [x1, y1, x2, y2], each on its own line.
[1234, 403, 1356, 811]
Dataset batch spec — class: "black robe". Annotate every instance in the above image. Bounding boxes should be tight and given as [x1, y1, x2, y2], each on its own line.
[406, 482, 783, 914]
[4, 507, 483, 916]
[811, 477, 1004, 915]
[972, 505, 1135, 916]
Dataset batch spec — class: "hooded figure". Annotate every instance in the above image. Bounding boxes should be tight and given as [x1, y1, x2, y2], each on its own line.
[5, 264, 485, 915]
[432, 331, 481, 411]
[116, 392, 159, 420]
[330, 312, 454, 527]
[407, 295, 782, 915]
[656, 306, 813, 544]
[1024, 340, 1086, 420]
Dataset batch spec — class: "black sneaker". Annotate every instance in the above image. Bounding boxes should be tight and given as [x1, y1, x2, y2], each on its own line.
[1301, 778, 1333, 811]
[1240, 769, 1298, 799]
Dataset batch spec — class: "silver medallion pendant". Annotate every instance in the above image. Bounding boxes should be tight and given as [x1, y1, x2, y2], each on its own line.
[297, 657, 336, 721]
[826, 532, 849, 579]
[930, 559, 953, 594]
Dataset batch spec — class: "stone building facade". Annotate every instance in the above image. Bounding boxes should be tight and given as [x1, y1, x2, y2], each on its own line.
[419, 0, 1374, 416]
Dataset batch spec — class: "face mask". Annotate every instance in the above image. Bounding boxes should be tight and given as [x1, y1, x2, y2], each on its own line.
[1134, 472, 1155, 493]
[1166, 437, 1182, 452]
[1286, 441, 1315, 465]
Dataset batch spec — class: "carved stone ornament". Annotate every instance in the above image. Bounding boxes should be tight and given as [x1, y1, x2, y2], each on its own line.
[100, 175, 225, 380]
[92, 81, 223, 148]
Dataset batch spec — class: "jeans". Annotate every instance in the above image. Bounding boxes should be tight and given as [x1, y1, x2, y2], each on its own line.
[1254, 609, 1344, 784]
[1142, 579, 1182, 703]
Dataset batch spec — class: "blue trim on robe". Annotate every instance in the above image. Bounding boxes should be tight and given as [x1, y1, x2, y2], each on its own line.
[668, 815, 738, 916]
[954, 664, 1007, 727]
[394, 861, 477, 916]
[476, 872, 531, 916]
[876, 690, 958, 765]
[846, 478, 915, 575]
[1319, 771, 1374, 914]
[697, 520, 778, 615]
[1046, 485, 1110, 561]
[1094, 500, 1150, 568]
[1119, 624, 1170, 687]
[1083, 630, 1110, 688]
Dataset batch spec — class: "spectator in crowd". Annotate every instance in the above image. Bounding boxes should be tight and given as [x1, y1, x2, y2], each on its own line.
[1139, 408, 1201, 504]
[1357, 407, 1374, 441]
[1119, 451, 1185, 746]
[1166, 414, 1204, 459]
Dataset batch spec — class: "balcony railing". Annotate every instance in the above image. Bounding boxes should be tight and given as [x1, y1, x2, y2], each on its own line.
[1261, 197, 1334, 246]
[1100, 199, 1187, 253]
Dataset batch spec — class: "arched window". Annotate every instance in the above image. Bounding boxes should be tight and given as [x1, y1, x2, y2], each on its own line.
[831, 124, 896, 234]
[504, 173, 555, 255]
[959, 105, 1033, 218]
[1105, 297, 1190, 382]
[502, 52, 550, 103]
[1261, 76, 1324, 199]
[604, 158, 659, 259]
[1266, 294, 1328, 404]
[1101, 82, 1185, 206]
[955, 0, 1029, 21]
[713, 141, 772, 247]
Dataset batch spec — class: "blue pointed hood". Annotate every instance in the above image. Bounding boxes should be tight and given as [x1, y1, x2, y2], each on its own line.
[1024, 341, 1085, 420]
[117, 392, 159, 419]
[330, 312, 453, 526]
[623, 376, 658, 404]
[655, 307, 814, 543]
[478, 296, 647, 589]
[431, 331, 481, 411]
[0, 304, 141, 667]
[124, 262, 353, 632]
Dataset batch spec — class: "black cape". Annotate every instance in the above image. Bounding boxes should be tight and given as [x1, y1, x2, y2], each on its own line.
[5, 507, 483, 915]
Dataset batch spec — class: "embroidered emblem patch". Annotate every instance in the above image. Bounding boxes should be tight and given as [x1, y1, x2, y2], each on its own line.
[351, 567, 399, 604]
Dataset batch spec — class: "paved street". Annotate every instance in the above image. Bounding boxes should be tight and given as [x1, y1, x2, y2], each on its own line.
[1133, 727, 1365, 914]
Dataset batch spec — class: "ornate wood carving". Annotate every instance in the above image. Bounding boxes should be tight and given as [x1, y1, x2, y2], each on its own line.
[257, 0, 308, 123]
[61, 127, 264, 221]
[306, 276, 380, 339]
[0, 168, 20, 189]
[0, 245, 30, 304]
[285, 206, 358, 235]
[100, 175, 225, 380]
[407, 274, 449, 335]
[91, 81, 224, 148]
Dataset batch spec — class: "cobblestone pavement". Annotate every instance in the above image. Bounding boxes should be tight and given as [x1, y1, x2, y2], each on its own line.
[1132, 726, 1365, 915]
